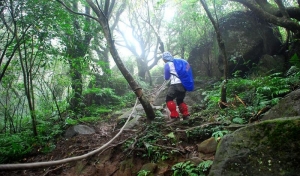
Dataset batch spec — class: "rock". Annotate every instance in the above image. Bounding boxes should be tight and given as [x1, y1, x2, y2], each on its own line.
[223, 124, 246, 131]
[262, 89, 300, 121]
[189, 157, 204, 166]
[140, 163, 158, 174]
[209, 116, 300, 176]
[119, 159, 133, 172]
[118, 109, 138, 120]
[252, 54, 286, 76]
[116, 158, 143, 176]
[124, 115, 142, 129]
[197, 137, 218, 154]
[189, 11, 282, 78]
[198, 152, 215, 161]
[64, 124, 95, 138]
[117, 106, 143, 129]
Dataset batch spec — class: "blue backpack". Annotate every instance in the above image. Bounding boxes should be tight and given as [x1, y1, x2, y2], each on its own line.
[173, 58, 194, 91]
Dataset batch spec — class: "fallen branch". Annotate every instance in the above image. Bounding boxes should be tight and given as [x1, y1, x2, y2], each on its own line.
[42, 164, 67, 176]
[249, 106, 271, 123]
[235, 94, 246, 107]
[123, 126, 149, 157]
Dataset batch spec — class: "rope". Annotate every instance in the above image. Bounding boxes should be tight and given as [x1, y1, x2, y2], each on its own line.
[145, 80, 169, 98]
[155, 80, 169, 96]
[0, 98, 140, 170]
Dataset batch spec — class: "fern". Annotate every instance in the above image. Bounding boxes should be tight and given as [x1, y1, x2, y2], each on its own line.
[290, 53, 300, 68]
[137, 170, 150, 176]
[197, 160, 213, 172]
[172, 161, 199, 176]
[254, 73, 291, 100]
[232, 117, 246, 124]
[286, 66, 300, 76]
[0, 133, 34, 163]
[212, 130, 229, 141]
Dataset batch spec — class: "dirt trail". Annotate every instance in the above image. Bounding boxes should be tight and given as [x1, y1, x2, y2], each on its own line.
[0, 115, 215, 176]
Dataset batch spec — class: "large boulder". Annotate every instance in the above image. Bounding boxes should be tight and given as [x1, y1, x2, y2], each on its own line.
[209, 116, 300, 176]
[189, 11, 282, 78]
[251, 54, 286, 76]
[262, 89, 300, 121]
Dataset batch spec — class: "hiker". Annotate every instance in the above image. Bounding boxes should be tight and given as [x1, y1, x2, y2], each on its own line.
[162, 51, 194, 123]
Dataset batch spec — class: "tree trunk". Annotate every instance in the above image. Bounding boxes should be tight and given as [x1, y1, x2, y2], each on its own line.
[137, 58, 148, 81]
[66, 2, 93, 115]
[86, 0, 155, 121]
[200, 0, 228, 108]
[230, 0, 300, 34]
[17, 38, 38, 136]
[68, 59, 84, 113]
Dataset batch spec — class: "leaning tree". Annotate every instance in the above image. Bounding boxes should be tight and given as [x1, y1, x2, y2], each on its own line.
[57, 0, 156, 121]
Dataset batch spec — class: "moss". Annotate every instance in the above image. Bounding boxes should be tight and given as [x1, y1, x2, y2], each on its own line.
[249, 118, 300, 175]
[211, 117, 300, 175]
[260, 118, 300, 150]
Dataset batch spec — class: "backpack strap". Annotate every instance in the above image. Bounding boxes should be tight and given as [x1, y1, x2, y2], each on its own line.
[170, 73, 179, 78]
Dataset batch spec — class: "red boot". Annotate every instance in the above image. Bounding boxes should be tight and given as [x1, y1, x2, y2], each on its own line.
[166, 101, 179, 119]
[179, 103, 190, 120]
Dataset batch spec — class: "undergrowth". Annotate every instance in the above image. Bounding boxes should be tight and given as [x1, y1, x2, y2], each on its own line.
[171, 160, 213, 176]
[0, 89, 136, 164]
[202, 71, 300, 125]
[122, 118, 174, 163]
[166, 70, 300, 175]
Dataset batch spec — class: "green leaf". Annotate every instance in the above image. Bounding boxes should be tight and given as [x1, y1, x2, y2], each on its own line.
[166, 132, 175, 139]
[232, 117, 246, 124]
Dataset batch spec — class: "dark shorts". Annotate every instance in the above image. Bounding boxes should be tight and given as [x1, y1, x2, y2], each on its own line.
[166, 83, 186, 104]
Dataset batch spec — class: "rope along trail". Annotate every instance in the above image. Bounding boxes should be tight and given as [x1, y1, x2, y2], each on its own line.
[0, 98, 139, 170]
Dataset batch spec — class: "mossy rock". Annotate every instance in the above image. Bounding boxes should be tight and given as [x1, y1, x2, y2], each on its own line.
[262, 89, 300, 121]
[209, 116, 300, 176]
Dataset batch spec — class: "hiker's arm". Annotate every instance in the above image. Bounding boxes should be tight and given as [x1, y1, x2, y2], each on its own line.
[164, 64, 171, 80]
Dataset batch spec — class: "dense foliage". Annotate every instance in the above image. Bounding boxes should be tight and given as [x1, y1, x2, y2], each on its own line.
[0, 1, 299, 173]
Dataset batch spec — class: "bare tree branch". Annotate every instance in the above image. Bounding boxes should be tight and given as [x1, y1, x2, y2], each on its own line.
[230, 0, 300, 32]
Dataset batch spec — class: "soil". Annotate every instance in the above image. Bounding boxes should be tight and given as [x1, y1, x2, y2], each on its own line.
[0, 116, 215, 176]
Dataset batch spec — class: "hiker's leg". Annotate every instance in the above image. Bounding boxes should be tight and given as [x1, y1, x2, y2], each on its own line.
[175, 84, 189, 118]
[166, 85, 179, 118]
[178, 102, 190, 118]
[175, 84, 186, 106]
[166, 100, 179, 118]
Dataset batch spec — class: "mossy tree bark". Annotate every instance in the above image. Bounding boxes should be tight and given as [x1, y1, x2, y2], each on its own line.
[65, 2, 93, 115]
[200, 0, 228, 108]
